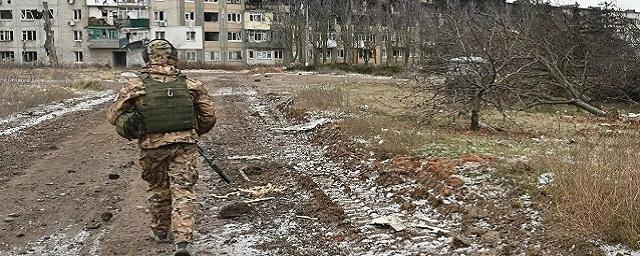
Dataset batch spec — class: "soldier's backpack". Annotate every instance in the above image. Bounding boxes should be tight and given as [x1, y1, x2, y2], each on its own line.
[138, 73, 196, 134]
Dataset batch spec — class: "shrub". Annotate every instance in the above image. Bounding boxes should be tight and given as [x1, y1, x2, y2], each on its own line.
[540, 133, 640, 249]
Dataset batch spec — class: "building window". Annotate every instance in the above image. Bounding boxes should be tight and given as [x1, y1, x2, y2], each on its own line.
[0, 31, 13, 42]
[227, 32, 241, 41]
[88, 28, 119, 40]
[227, 13, 241, 23]
[204, 32, 219, 41]
[155, 31, 165, 39]
[0, 51, 15, 62]
[228, 51, 242, 61]
[256, 51, 272, 60]
[207, 51, 221, 61]
[186, 31, 196, 41]
[22, 30, 36, 41]
[22, 51, 37, 62]
[248, 50, 254, 59]
[227, 0, 240, 4]
[22, 9, 53, 20]
[204, 0, 219, 2]
[275, 50, 283, 60]
[73, 31, 82, 41]
[73, 9, 82, 20]
[325, 50, 332, 59]
[249, 13, 265, 22]
[0, 10, 12, 20]
[153, 11, 165, 21]
[185, 51, 197, 62]
[338, 49, 344, 58]
[74, 51, 84, 63]
[204, 12, 218, 22]
[184, 12, 195, 21]
[248, 30, 269, 42]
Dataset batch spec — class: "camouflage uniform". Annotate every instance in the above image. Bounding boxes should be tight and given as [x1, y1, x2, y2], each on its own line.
[107, 40, 216, 245]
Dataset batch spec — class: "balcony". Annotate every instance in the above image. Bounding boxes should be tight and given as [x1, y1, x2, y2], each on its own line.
[86, 0, 118, 7]
[117, 0, 149, 7]
[88, 39, 120, 49]
[118, 18, 150, 28]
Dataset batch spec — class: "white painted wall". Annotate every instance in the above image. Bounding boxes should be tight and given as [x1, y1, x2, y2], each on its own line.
[152, 26, 203, 50]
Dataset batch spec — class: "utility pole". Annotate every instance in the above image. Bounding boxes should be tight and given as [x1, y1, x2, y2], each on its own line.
[42, 0, 58, 66]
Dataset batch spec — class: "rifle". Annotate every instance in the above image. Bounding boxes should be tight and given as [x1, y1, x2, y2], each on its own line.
[197, 144, 232, 184]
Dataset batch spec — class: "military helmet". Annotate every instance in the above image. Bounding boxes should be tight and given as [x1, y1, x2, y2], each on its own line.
[142, 39, 178, 64]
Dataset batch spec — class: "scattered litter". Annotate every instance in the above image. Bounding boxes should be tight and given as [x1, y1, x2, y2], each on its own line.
[296, 215, 319, 221]
[211, 192, 241, 199]
[239, 170, 251, 182]
[272, 118, 330, 132]
[228, 155, 268, 161]
[239, 183, 287, 198]
[370, 215, 406, 232]
[243, 197, 275, 204]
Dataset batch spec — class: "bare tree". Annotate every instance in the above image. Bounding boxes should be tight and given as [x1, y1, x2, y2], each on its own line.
[42, 0, 58, 66]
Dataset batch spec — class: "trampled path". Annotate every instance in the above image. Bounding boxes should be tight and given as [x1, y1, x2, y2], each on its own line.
[0, 71, 593, 255]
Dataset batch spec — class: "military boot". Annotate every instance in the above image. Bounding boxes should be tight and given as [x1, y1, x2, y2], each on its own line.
[149, 229, 171, 243]
[175, 242, 194, 256]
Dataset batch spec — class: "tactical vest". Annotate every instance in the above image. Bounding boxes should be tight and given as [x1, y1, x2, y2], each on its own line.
[138, 74, 196, 133]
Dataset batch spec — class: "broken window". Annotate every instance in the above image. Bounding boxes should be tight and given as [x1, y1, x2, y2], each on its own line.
[227, 32, 242, 41]
[184, 12, 195, 21]
[249, 13, 265, 22]
[228, 51, 242, 61]
[186, 31, 196, 41]
[0, 51, 15, 62]
[0, 10, 12, 20]
[22, 51, 38, 62]
[74, 51, 83, 63]
[275, 50, 283, 60]
[21, 9, 53, 20]
[207, 51, 221, 61]
[204, 32, 219, 41]
[248, 30, 269, 42]
[204, 12, 218, 22]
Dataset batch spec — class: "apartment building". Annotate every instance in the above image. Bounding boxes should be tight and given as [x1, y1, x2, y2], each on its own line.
[0, 0, 83, 65]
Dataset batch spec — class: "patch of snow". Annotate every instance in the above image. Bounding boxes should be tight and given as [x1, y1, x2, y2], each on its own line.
[601, 243, 640, 256]
[211, 87, 258, 96]
[0, 90, 116, 137]
[4, 228, 91, 256]
[537, 172, 554, 188]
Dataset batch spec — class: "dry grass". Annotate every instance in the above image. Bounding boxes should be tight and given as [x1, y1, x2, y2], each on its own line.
[538, 132, 640, 248]
[294, 87, 347, 111]
[340, 116, 426, 155]
[0, 68, 112, 118]
[0, 84, 75, 117]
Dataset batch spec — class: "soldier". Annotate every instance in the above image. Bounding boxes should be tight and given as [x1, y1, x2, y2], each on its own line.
[107, 39, 216, 256]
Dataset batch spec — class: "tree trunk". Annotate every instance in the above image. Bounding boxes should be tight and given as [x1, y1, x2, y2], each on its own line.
[42, 1, 58, 66]
[572, 99, 607, 116]
[470, 91, 482, 131]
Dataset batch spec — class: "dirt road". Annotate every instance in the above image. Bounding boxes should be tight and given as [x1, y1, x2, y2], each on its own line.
[0, 71, 592, 255]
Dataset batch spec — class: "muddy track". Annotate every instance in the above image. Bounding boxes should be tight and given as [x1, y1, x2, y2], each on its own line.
[0, 72, 568, 256]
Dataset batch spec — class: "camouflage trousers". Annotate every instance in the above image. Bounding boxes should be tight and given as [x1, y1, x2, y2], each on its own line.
[139, 143, 199, 244]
